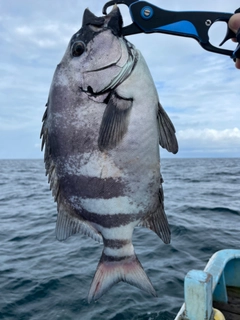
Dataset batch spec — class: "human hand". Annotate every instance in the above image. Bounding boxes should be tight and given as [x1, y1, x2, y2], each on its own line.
[229, 13, 240, 69]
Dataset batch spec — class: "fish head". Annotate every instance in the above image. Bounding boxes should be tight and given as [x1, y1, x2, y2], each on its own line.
[59, 6, 135, 97]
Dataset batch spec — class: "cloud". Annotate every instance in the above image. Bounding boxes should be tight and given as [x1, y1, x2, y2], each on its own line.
[14, 22, 76, 48]
[179, 127, 240, 140]
[0, 0, 240, 158]
[178, 128, 240, 149]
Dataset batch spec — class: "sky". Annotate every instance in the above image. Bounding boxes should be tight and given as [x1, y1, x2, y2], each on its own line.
[0, 0, 240, 159]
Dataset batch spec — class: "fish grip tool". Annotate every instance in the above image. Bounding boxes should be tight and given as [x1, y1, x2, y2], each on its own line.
[103, 1, 240, 61]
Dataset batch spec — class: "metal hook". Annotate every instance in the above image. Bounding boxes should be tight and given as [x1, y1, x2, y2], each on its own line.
[102, 0, 138, 15]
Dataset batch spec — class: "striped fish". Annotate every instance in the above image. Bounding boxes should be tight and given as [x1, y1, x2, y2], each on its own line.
[41, 6, 178, 302]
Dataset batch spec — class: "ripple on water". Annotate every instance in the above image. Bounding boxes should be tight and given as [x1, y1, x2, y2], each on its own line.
[1, 159, 240, 320]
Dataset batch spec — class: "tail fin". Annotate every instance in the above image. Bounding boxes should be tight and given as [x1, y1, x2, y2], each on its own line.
[88, 252, 157, 302]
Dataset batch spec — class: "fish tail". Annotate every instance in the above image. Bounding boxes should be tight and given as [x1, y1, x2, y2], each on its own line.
[87, 251, 157, 302]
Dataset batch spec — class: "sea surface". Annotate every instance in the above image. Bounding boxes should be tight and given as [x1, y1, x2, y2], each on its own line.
[1, 158, 240, 320]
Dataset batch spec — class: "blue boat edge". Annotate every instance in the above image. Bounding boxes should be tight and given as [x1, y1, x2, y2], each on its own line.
[174, 249, 240, 320]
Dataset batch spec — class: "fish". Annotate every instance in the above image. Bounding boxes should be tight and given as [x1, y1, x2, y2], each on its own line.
[40, 5, 178, 302]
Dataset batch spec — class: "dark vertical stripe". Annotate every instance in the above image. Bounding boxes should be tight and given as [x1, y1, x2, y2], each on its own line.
[61, 176, 125, 200]
[101, 252, 133, 262]
[103, 239, 130, 249]
[81, 210, 140, 228]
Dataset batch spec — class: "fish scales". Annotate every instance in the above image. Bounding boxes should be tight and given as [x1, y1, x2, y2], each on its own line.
[41, 6, 178, 302]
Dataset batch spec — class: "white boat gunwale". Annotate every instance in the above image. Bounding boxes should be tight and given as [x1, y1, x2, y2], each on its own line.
[174, 249, 240, 320]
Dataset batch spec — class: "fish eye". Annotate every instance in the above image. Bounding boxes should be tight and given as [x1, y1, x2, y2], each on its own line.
[71, 41, 85, 57]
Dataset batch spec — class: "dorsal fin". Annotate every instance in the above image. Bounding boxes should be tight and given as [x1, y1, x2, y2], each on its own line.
[138, 188, 171, 244]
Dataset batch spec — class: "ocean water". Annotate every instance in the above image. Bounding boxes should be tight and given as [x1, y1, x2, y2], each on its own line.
[1, 158, 240, 320]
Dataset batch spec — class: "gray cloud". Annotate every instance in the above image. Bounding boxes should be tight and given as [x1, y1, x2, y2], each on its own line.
[0, 0, 239, 158]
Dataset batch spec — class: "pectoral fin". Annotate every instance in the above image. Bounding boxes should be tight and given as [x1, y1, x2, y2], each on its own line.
[157, 102, 178, 154]
[98, 91, 132, 151]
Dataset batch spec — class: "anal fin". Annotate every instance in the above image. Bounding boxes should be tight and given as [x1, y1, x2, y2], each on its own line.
[56, 204, 102, 243]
